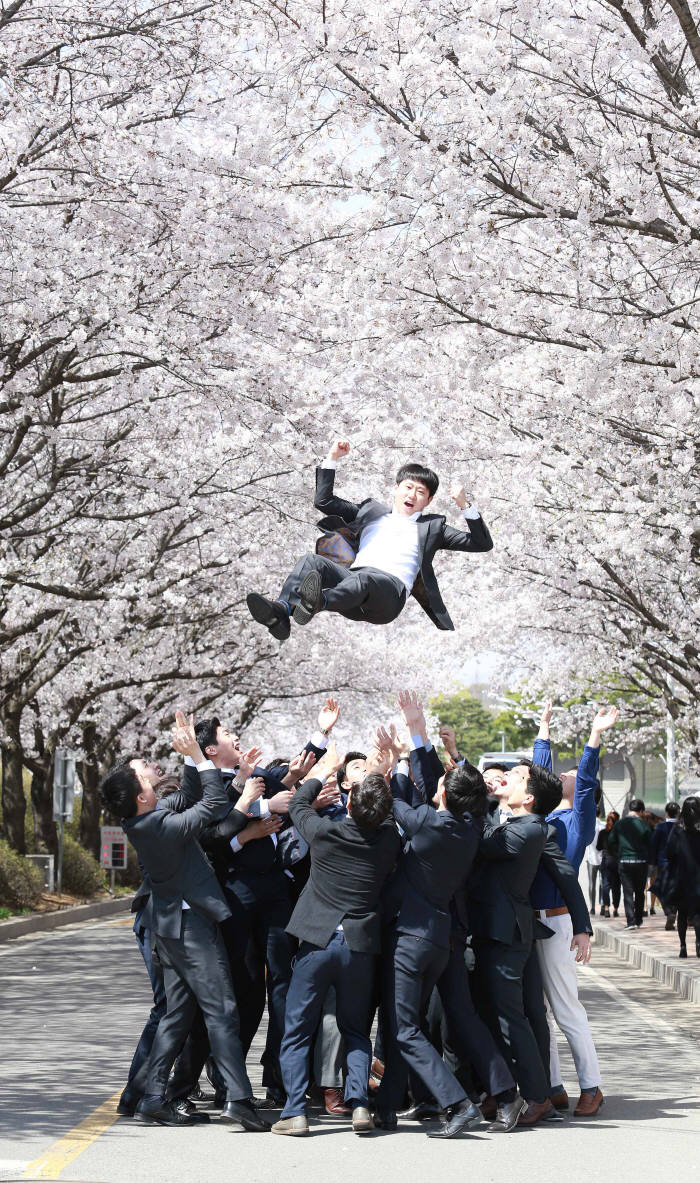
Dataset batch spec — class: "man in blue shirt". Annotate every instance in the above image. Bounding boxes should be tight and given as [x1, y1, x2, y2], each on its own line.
[530, 701, 618, 1119]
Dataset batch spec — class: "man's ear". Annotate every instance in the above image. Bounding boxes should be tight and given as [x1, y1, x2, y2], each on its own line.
[205, 743, 217, 758]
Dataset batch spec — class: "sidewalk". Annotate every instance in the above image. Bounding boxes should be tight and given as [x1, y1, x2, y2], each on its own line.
[0, 894, 134, 943]
[591, 910, 700, 1004]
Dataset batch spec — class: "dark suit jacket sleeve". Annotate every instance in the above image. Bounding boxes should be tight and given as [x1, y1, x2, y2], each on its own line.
[288, 778, 328, 844]
[159, 762, 203, 813]
[203, 802, 251, 842]
[540, 830, 592, 934]
[391, 798, 430, 838]
[480, 819, 529, 860]
[438, 516, 493, 554]
[409, 745, 442, 802]
[391, 770, 424, 808]
[256, 738, 326, 788]
[159, 767, 231, 841]
[313, 466, 361, 521]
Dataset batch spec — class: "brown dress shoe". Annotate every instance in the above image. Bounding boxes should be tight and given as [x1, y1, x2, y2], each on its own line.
[574, 1088, 604, 1116]
[550, 1090, 569, 1110]
[519, 1099, 557, 1126]
[371, 1058, 385, 1080]
[324, 1088, 352, 1117]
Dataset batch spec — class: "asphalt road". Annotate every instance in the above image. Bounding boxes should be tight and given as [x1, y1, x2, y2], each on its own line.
[2, 915, 699, 1183]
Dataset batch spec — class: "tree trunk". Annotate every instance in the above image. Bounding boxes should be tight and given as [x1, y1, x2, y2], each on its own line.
[78, 722, 102, 860]
[0, 715, 26, 854]
[29, 762, 57, 854]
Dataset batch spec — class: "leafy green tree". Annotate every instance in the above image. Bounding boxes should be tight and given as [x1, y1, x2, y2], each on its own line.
[429, 690, 538, 763]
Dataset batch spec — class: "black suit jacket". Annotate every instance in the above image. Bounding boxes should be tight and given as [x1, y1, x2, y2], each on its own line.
[469, 812, 591, 945]
[123, 767, 232, 940]
[314, 467, 493, 631]
[286, 778, 401, 953]
[198, 738, 325, 881]
[386, 798, 481, 949]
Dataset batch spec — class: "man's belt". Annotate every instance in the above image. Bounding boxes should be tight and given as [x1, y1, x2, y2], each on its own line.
[536, 906, 569, 918]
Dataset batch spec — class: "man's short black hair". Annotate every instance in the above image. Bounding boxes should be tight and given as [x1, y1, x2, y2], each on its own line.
[483, 762, 510, 773]
[337, 750, 367, 790]
[195, 717, 220, 755]
[665, 801, 680, 819]
[99, 760, 141, 820]
[527, 763, 563, 817]
[349, 773, 393, 830]
[395, 462, 439, 498]
[629, 797, 645, 813]
[444, 763, 489, 819]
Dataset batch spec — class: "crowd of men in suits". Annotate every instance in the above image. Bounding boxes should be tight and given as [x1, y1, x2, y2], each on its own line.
[100, 690, 618, 1138]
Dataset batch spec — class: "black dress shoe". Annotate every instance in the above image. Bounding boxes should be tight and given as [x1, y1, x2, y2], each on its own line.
[397, 1101, 440, 1121]
[293, 572, 323, 625]
[117, 1088, 140, 1116]
[221, 1099, 271, 1132]
[258, 1089, 286, 1109]
[246, 593, 291, 641]
[135, 1100, 198, 1126]
[173, 1098, 210, 1123]
[373, 1110, 398, 1130]
[427, 1099, 483, 1139]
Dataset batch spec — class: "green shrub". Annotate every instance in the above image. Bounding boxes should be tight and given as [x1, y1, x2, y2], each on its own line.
[60, 834, 105, 898]
[0, 839, 43, 909]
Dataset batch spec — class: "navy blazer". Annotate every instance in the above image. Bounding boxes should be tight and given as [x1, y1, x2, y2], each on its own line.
[314, 467, 493, 631]
[469, 812, 591, 945]
[123, 767, 232, 940]
[386, 798, 481, 949]
[286, 778, 401, 953]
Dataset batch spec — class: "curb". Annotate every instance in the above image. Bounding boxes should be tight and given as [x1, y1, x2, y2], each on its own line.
[0, 895, 134, 943]
[592, 919, 700, 1004]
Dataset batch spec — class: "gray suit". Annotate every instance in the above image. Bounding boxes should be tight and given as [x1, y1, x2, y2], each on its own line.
[123, 768, 252, 1101]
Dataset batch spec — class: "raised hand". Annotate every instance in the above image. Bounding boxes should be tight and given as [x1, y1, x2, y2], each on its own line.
[589, 705, 619, 748]
[281, 749, 318, 788]
[438, 724, 459, 760]
[312, 740, 342, 782]
[538, 699, 553, 740]
[318, 696, 340, 733]
[172, 711, 202, 762]
[365, 746, 392, 778]
[238, 745, 263, 781]
[449, 483, 468, 510]
[375, 723, 403, 764]
[237, 776, 266, 812]
[312, 776, 343, 811]
[329, 439, 351, 461]
[397, 689, 426, 735]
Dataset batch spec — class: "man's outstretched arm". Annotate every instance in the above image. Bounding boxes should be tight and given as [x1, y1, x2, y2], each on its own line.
[314, 438, 362, 521]
[438, 484, 493, 553]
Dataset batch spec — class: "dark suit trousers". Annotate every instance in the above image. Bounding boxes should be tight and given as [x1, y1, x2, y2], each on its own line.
[280, 555, 406, 625]
[436, 939, 515, 1100]
[619, 861, 648, 926]
[280, 932, 376, 1117]
[475, 939, 549, 1103]
[221, 870, 294, 1087]
[145, 909, 252, 1102]
[378, 931, 466, 1112]
[126, 923, 167, 1089]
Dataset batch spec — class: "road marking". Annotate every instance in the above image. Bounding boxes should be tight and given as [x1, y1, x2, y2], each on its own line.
[22, 1092, 122, 1179]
